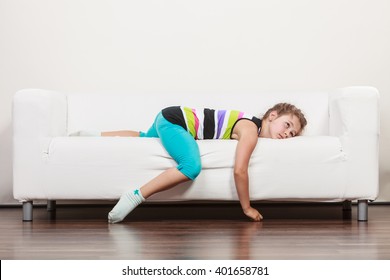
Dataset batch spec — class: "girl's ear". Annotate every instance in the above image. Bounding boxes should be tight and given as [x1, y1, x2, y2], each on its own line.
[268, 110, 278, 121]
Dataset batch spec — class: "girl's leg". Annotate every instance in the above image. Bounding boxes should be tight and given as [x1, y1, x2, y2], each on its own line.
[140, 167, 189, 198]
[75, 114, 160, 138]
[104, 114, 159, 138]
[69, 130, 139, 137]
[108, 167, 189, 224]
[108, 113, 201, 223]
[101, 130, 140, 137]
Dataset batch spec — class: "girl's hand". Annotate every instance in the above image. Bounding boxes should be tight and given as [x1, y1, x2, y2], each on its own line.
[243, 207, 263, 222]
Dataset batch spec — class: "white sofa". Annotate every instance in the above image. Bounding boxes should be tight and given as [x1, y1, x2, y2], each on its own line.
[13, 87, 380, 221]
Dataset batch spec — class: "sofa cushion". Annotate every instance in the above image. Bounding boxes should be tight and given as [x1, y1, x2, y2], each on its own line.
[41, 136, 347, 201]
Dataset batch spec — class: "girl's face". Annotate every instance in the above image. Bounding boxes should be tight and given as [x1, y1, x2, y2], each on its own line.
[261, 111, 302, 139]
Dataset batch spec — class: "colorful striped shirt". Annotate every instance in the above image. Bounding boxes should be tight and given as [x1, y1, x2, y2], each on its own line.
[161, 106, 262, 140]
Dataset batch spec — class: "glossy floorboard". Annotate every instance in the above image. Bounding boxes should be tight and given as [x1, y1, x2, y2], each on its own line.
[1, 204, 389, 259]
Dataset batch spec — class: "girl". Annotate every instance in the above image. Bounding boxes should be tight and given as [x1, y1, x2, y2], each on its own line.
[74, 103, 307, 223]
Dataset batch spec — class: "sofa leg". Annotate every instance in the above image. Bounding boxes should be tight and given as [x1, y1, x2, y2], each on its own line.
[357, 200, 368, 222]
[23, 201, 33, 222]
[342, 200, 352, 219]
[342, 200, 352, 211]
[47, 200, 56, 212]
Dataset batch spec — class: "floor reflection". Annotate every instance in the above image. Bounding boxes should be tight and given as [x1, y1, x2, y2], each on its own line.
[108, 221, 264, 259]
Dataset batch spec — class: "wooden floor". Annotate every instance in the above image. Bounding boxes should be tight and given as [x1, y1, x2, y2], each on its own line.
[1, 203, 390, 259]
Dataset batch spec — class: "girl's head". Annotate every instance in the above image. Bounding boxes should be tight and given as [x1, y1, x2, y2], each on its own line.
[260, 103, 307, 139]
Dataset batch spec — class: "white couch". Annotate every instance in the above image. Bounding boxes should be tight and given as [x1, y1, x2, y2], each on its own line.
[13, 87, 380, 221]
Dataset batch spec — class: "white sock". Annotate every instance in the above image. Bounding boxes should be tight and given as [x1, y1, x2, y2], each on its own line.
[68, 130, 101, 137]
[108, 189, 145, 223]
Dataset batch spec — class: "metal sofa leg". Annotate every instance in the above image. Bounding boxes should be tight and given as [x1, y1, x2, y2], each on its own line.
[357, 200, 368, 222]
[23, 201, 33, 222]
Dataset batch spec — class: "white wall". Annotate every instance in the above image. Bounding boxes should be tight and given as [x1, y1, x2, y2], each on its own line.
[1, 0, 389, 204]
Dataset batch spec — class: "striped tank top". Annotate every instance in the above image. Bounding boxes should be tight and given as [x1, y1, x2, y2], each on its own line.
[161, 106, 262, 140]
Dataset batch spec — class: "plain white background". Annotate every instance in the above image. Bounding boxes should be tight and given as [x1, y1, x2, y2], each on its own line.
[0, 0, 389, 204]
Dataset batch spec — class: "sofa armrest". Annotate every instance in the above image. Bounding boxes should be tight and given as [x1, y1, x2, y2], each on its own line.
[329, 86, 380, 137]
[13, 89, 67, 201]
[329, 86, 380, 200]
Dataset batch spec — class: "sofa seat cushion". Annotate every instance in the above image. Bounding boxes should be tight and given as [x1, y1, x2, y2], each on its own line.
[40, 136, 347, 202]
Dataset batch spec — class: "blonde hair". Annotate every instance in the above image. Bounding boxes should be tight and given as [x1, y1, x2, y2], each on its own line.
[263, 103, 307, 134]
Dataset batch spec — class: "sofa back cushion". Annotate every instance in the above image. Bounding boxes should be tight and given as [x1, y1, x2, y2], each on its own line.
[66, 91, 329, 136]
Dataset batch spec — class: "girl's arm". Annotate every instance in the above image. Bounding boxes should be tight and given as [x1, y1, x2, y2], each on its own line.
[232, 120, 263, 222]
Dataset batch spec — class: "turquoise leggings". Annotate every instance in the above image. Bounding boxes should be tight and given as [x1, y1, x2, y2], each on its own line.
[140, 112, 201, 180]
